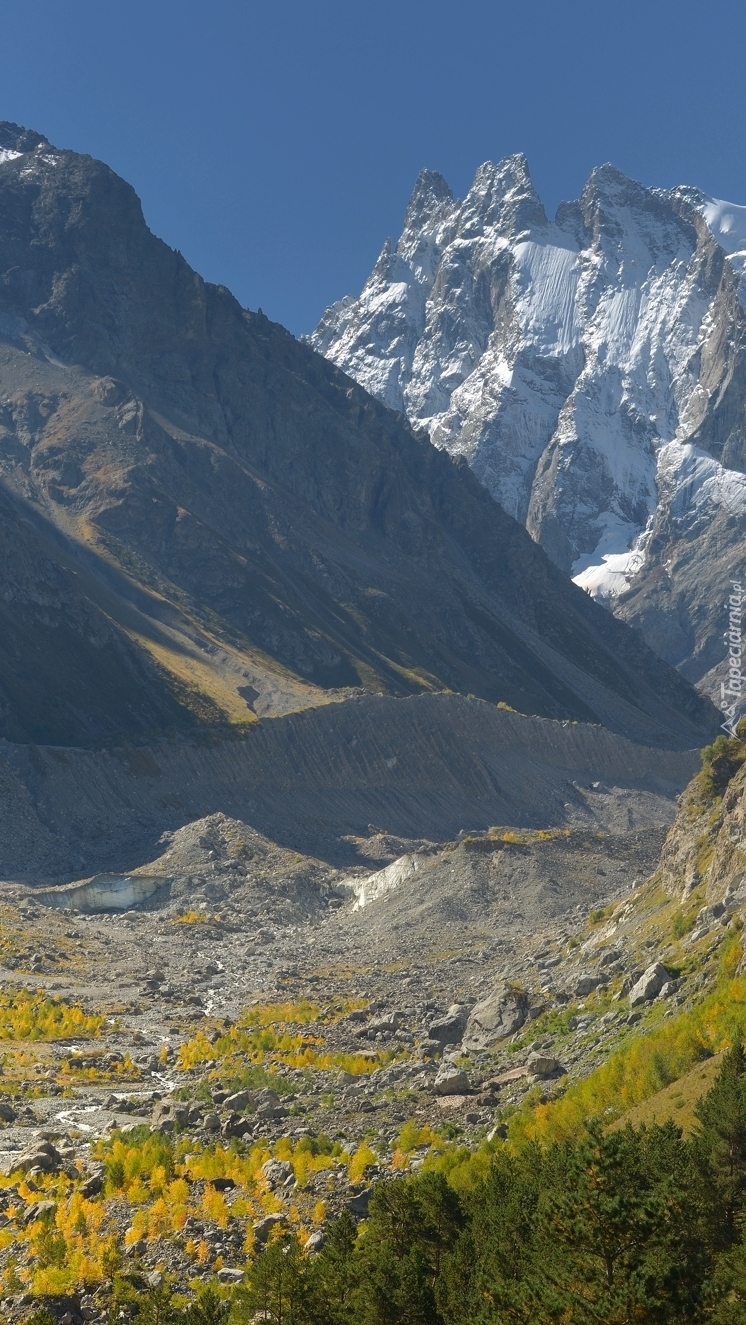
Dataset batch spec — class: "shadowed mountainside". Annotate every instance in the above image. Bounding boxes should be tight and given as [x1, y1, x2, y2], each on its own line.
[0, 121, 718, 748]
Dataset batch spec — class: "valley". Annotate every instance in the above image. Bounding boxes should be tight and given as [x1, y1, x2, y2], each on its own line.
[0, 119, 743, 1323]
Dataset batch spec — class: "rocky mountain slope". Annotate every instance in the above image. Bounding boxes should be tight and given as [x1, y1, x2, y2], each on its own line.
[0, 122, 717, 748]
[0, 695, 698, 884]
[311, 156, 746, 698]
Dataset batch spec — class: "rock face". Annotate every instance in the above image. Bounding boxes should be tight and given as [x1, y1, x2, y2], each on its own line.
[656, 750, 746, 905]
[311, 156, 746, 702]
[0, 122, 717, 749]
[463, 984, 529, 1051]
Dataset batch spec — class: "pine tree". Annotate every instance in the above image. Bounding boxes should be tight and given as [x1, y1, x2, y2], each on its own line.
[243, 1234, 308, 1325]
[305, 1209, 358, 1325]
[695, 1040, 746, 1246]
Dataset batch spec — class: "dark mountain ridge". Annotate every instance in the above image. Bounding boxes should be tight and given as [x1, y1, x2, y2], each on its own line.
[0, 121, 718, 748]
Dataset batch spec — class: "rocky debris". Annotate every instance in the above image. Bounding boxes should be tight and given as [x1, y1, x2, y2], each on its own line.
[685, 902, 731, 945]
[628, 963, 671, 1007]
[434, 1065, 471, 1096]
[463, 985, 528, 1051]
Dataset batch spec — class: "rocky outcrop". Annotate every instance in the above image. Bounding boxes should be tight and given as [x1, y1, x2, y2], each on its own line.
[312, 157, 746, 702]
[657, 749, 746, 903]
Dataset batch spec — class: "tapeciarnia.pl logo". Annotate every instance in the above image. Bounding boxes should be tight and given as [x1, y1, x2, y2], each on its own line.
[721, 579, 744, 736]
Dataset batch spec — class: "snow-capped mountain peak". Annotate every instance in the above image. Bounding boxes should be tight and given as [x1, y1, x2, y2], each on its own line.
[310, 158, 746, 704]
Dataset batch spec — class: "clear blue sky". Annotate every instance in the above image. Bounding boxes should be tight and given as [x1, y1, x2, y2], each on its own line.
[2, 0, 744, 335]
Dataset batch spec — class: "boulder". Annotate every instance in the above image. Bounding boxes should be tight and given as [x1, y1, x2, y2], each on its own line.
[418, 1039, 444, 1059]
[261, 1158, 294, 1188]
[0, 1101, 16, 1123]
[526, 1053, 563, 1079]
[463, 986, 528, 1051]
[22, 1199, 57, 1226]
[629, 963, 670, 1007]
[221, 1113, 252, 1140]
[152, 1099, 190, 1130]
[253, 1214, 285, 1244]
[305, 1230, 325, 1252]
[575, 974, 602, 997]
[217, 1267, 246, 1284]
[14, 1141, 62, 1175]
[427, 1003, 471, 1047]
[434, 1065, 470, 1096]
[81, 1172, 103, 1199]
[254, 1089, 286, 1119]
[348, 1188, 372, 1217]
[223, 1090, 252, 1112]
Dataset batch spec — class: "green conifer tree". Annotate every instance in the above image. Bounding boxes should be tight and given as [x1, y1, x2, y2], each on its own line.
[695, 1040, 746, 1246]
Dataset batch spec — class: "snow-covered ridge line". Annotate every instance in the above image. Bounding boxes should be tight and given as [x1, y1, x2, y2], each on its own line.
[310, 157, 746, 702]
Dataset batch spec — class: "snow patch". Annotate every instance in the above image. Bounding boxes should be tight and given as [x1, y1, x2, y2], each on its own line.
[700, 197, 746, 256]
[572, 521, 646, 600]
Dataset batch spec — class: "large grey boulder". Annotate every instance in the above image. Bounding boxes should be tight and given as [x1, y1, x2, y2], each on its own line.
[575, 974, 602, 997]
[629, 963, 670, 1006]
[14, 1141, 62, 1175]
[526, 1053, 564, 1079]
[434, 1064, 471, 1095]
[427, 1003, 471, 1047]
[463, 985, 528, 1051]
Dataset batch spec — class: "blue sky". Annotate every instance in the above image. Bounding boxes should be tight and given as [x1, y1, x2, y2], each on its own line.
[2, 0, 744, 335]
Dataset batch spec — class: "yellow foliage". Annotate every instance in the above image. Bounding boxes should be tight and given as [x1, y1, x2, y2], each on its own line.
[348, 1143, 377, 1183]
[397, 1120, 441, 1153]
[177, 1010, 389, 1076]
[312, 1200, 327, 1224]
[0, 988, 102, 1041]
[201, 1186, 229, 1228]
[509, 974, 746, 1147]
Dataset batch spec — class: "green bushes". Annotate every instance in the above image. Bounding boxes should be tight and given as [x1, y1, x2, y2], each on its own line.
[698, 732, 746, 799]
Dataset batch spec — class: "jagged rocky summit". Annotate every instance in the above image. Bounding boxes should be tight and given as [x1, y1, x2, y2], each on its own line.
[311, 155, 746, 701]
